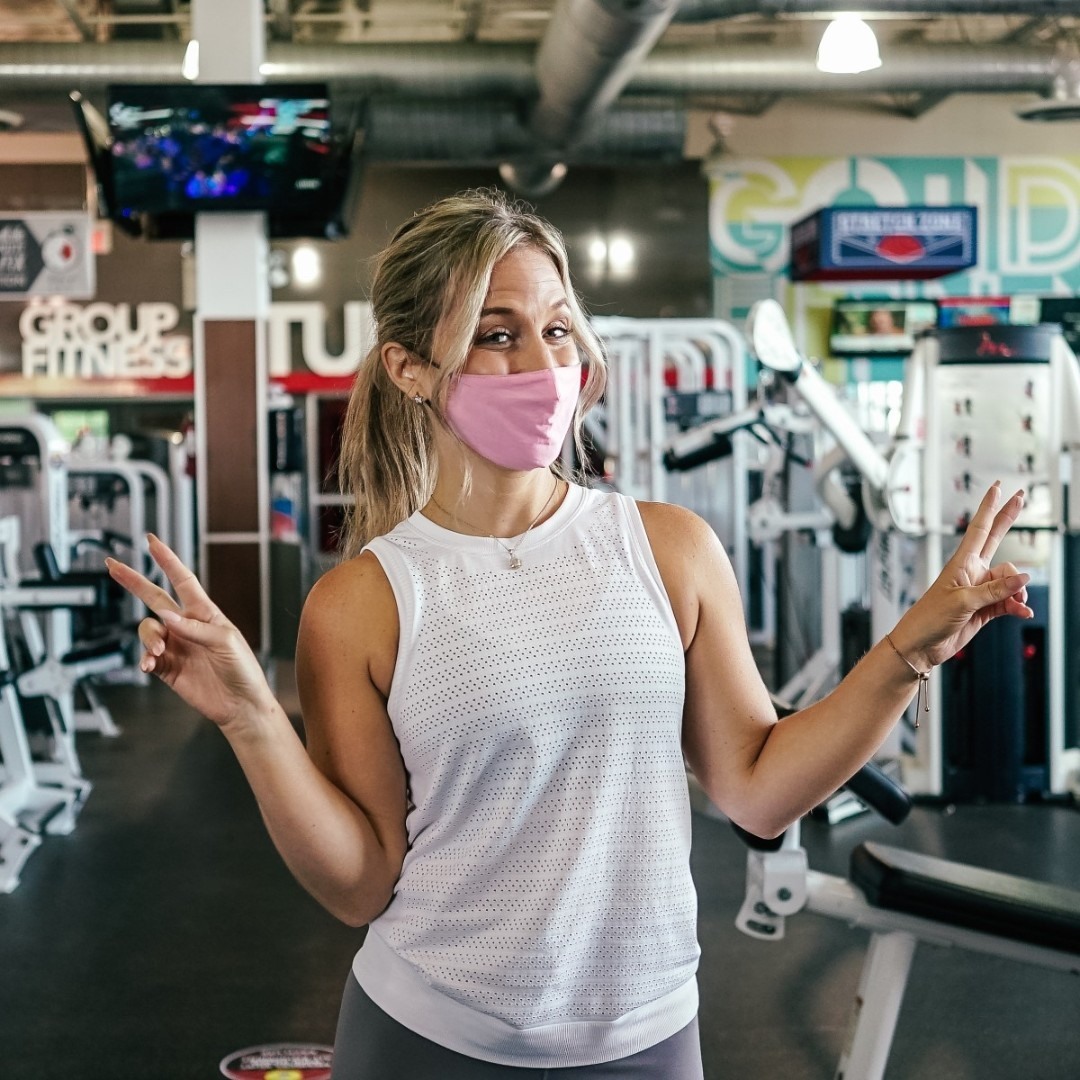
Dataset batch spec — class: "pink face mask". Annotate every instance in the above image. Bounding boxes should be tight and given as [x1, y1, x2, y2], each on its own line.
[443, 364, 582, 471]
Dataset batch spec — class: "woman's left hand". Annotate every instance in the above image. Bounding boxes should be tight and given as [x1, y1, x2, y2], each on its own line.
[894, 481, 1034, 670]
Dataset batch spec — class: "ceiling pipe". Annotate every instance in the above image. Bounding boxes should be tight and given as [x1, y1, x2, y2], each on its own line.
[530, 0, 684, 148]
[0, 41, 536, 97]
[508, 0, 683, 196]
[361, 100, 685, 162]
[633, 43, 1060, 94]
[674, 0, 1080, 20]
[0, 40, 1064, 98]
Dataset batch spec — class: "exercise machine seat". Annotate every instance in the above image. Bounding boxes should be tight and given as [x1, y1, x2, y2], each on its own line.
[851, 841, 1080, 955]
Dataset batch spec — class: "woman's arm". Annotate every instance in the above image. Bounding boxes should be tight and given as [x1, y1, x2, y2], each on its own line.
[639, 484, 1030, 839]
[108, 539, 407, 926]
[291, 554, 409, 923]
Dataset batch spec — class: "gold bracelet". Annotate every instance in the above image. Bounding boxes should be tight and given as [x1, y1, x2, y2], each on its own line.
[884, 632, 931, 727]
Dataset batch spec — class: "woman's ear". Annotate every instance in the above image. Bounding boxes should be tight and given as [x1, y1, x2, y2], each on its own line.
[381, 342, 431, 402]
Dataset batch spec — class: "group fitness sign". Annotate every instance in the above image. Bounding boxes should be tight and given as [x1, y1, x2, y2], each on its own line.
[19, 300, 375, 384]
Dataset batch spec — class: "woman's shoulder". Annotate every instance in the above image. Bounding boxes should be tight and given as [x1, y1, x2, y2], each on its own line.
[633, 501, 732, 649]
[298, 552, 399, 694]
[301, 551, 398, 643]
[634, 498, 716, 553]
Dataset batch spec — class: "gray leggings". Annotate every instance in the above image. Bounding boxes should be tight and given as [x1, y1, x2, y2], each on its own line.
[331, 975, 704, 1079]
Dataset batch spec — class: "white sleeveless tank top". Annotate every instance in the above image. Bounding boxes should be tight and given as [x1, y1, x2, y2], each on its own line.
[352, 483, 699, 1068]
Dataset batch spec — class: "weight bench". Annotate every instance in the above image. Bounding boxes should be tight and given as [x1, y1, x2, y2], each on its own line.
[735, 761, 1080, 1079]
[852, 841, 1080, 956]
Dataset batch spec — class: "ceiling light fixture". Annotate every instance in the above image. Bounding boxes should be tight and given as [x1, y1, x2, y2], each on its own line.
[291, 245, 322, 289]
[816, 14, 882, 76]
[182, 39, 200, 82]
[1016, 70, 1080, 122]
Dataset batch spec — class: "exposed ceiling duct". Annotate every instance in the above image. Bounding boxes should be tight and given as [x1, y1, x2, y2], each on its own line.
[674, 0, 1080, 20]
[519, 0, 683, 195]
[0, 40, 1066, 99]
[0, 41, 536, 99]
[632, 44, 1062, 95]
[530, 0, 683, 147]
[0, 24, 1076, 190]
[363, 100, 686, 166]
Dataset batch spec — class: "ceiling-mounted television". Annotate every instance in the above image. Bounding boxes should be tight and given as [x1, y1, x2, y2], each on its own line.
[70, 83, 361, 240]
[107, 83, 333, 216]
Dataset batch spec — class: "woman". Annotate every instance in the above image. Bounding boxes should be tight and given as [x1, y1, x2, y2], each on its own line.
[107, 189, 1032, 1079]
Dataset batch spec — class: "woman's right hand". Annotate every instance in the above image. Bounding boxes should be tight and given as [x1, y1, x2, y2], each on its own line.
[106, 535, 279, 733]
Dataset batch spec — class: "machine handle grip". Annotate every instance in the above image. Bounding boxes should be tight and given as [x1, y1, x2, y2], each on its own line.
[843, 760, 912, 825]
[727, 759, 911, 850]
[727, 701, 913, 849]
[663, 434, 734, 472]
[33, 542, 62, 583]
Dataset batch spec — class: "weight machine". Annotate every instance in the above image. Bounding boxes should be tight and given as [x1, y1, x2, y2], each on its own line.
[0, 414, 129, 740]
[67, 441, 176, 703]
[744, 302, 1080, 800]
[0, 516, 95, 892]
[589, 317, 759, 636]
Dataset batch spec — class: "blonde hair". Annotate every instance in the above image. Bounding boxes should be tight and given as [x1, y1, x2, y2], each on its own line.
[336, 188, 607, 557]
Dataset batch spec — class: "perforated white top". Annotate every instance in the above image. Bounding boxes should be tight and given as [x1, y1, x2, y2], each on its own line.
[353, 483, 699, 1068]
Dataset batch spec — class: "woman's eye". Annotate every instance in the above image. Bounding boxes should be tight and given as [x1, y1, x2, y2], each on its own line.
[548, 324, 571, 340]
[478, 329, 511, 345]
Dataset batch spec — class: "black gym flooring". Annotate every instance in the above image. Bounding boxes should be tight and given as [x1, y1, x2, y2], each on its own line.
[2, 677, 1079, 1079]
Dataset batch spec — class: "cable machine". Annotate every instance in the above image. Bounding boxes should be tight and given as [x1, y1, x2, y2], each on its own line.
[747, 302, 1080, 800]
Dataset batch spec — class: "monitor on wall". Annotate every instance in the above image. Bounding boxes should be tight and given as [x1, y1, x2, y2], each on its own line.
[829, 297, 939, 357]
[82, 83, 360, 240]
[937, 296, 1017, 329]
[107, 83, 334, 217]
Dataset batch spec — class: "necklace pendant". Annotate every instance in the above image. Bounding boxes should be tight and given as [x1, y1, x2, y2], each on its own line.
[509, 553, 523, 570]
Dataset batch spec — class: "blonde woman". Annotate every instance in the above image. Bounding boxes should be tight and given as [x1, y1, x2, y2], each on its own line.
[108, 189, 1032, 1079]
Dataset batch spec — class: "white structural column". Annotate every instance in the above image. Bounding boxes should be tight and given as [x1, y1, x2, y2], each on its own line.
[190, 0, 271, 654]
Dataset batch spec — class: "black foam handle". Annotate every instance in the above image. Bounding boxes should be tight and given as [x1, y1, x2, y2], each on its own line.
[33, 542, 62, 583]
[663, 434, 734, 472]
[729, 820, 785, 852]
[844, 760, 912, 825]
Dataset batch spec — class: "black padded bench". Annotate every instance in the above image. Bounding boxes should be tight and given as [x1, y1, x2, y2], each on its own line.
[851, 841, 1080, 955]
[62, 638, 129, 665]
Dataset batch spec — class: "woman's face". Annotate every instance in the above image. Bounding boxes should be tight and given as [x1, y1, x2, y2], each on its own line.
[462, 246, 579, 376]
[869, 308, 898, 334]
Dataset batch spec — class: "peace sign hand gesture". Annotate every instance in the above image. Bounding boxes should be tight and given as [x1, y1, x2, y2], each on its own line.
[106, 535, 279, 734]
[895, 482, 1034, 672]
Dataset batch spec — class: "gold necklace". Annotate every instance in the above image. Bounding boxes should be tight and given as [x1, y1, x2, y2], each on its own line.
[429, 477, 562, 570]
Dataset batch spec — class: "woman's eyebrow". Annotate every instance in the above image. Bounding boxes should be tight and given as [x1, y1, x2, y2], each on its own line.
[480, 299, 570, 317]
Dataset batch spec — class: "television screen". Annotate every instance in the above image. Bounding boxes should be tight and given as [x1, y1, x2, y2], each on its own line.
[829, 298, 939, 357]
[937, 296, 1016, 328]
[107, 84, 334, 219]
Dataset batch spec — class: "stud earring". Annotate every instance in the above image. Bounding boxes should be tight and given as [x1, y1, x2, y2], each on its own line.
[412, 394, 425, 405]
